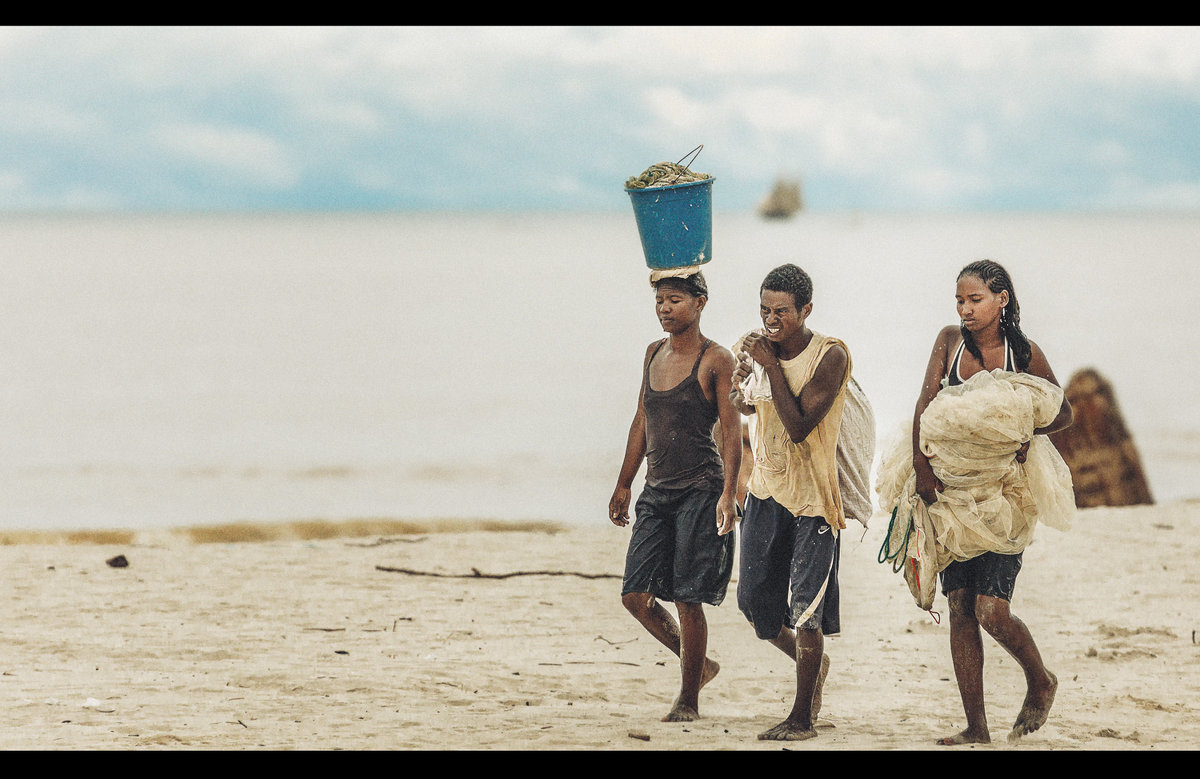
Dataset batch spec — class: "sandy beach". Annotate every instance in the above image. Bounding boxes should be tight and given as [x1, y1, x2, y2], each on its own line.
[1, 503, 1197, 751]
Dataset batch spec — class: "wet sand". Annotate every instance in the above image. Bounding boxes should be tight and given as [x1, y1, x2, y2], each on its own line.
[1, 504, 1197, 750]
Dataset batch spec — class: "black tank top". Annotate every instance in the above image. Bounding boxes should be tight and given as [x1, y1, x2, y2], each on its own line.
[643, 339, 724, 491]
[946, 337, 1015, 387]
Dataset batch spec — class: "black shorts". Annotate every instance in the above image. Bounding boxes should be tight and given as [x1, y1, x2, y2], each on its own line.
[736, 493, 840, 640]
[621, 484, 735, 606]
[940, 551, 1023, 602]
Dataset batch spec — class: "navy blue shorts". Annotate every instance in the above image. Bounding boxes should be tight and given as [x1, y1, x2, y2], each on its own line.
[621, 484, 735, 606]
[736, 493, 840, 640]
[940, 551, 1023, 602]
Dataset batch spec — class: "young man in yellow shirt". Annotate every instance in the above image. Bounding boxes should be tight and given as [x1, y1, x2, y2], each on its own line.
[731, 263, 851, 742]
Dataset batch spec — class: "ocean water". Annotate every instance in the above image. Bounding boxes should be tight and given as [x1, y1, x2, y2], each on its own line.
[0, 210, 1196, 531]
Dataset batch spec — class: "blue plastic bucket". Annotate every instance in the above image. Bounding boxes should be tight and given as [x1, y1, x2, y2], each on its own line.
[625, 178, 714, 270]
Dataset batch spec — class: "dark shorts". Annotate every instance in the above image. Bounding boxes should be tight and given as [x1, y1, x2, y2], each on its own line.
[940, 551, 1023, 601]
[736, 493, 840, 640]
[621, 484, 735, 606]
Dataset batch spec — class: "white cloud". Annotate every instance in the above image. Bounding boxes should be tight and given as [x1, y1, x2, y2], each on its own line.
[53, 186, 126, 210]
[563, 26, 807, 76]
[0, 169, 123, 210]
[903, 164, 990, 205]
[1088, 139, 1132, 168]
[1100, 178, 1200, 210]
[297, 99, 383, 134]
[0, 97, 104, 139]
[724, 86, 828, 135]
[0, 170, 26, 197]
[543, 174, 590, 199]
[671, 84, 918, 176]
[0, 26, 1197, 211]
[640, 86, 712, 132]
[150, 123, 300, 189]
[962, 123, 991, 164]
[351, 167, 395, 193]
[1088, 26, 1200, 86]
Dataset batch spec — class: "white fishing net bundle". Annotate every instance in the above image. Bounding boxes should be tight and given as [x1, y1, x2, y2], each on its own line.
[876, 369, 1075, 574]
[837, 376, 876, 528]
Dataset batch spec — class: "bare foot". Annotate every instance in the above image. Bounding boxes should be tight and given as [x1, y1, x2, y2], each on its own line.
[811, 653, 830, 718]
[1008, 671, 1057, 742]
[758, 719, 818, 741]
[937, 728, 990, 746]
[662, 700, 700, 722]
[661, 659, 719, 722]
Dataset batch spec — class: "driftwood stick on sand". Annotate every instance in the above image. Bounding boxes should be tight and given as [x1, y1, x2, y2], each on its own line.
[347, 537, 429, 547]
[375, 565, 620, 580]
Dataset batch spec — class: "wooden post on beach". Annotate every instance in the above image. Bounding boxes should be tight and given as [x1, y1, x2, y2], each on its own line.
[1048, 368, 1154, 508]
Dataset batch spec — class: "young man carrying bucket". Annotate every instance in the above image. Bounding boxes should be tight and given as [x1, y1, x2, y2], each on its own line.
[608, 270, 743, 722]
[730, 263, 852, 741]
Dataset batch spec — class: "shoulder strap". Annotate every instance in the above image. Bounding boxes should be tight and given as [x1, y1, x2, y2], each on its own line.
[648, 338, 667, 365]
[641, 339, 667, 393]
[689, 339, 712, 377]
[948, 338, 966, 381]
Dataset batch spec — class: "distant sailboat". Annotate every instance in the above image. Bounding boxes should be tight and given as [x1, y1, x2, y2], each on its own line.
[758, 178, 803, 219]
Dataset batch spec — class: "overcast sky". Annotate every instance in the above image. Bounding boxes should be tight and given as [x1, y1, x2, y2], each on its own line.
[2, 25, 1198, 213]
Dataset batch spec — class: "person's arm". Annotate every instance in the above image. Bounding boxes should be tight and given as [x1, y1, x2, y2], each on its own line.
[745, 334, 848, 444]
[913, 326, 955, 504]
[729, 337, 756, 416]
[1011, 340, 1074, 463]
[707, 347, 742, 536]
[609, 343, 655, 526]
[1025, 340, 1073, 436]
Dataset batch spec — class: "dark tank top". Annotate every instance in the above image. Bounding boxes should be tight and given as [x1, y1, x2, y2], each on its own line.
[946, 336, 1015, 387]
[643, 339, 724, 491]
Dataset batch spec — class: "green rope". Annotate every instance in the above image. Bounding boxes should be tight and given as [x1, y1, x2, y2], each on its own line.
[877, 505, 912, 574]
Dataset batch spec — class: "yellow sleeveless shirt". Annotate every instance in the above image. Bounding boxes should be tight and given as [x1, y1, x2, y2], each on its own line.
[737, 330, 851, 534]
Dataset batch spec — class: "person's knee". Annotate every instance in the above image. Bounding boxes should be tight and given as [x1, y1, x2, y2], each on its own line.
[622, 591, 649, 615]
[947, 589, 979, 626]
[973, 595, 1011, 634]
[947, 588, 973, 612]
[675, 601, 704, 620]
[793, 625, 822, 648]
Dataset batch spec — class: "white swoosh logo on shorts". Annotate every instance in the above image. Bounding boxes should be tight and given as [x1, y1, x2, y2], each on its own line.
[818, 525, 829, 534]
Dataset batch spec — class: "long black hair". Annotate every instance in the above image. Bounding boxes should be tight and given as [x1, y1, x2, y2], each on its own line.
[957, 259, 1032, 372]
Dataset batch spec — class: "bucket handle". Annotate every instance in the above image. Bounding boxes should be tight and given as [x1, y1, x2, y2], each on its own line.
[668, 144, 704, 184]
